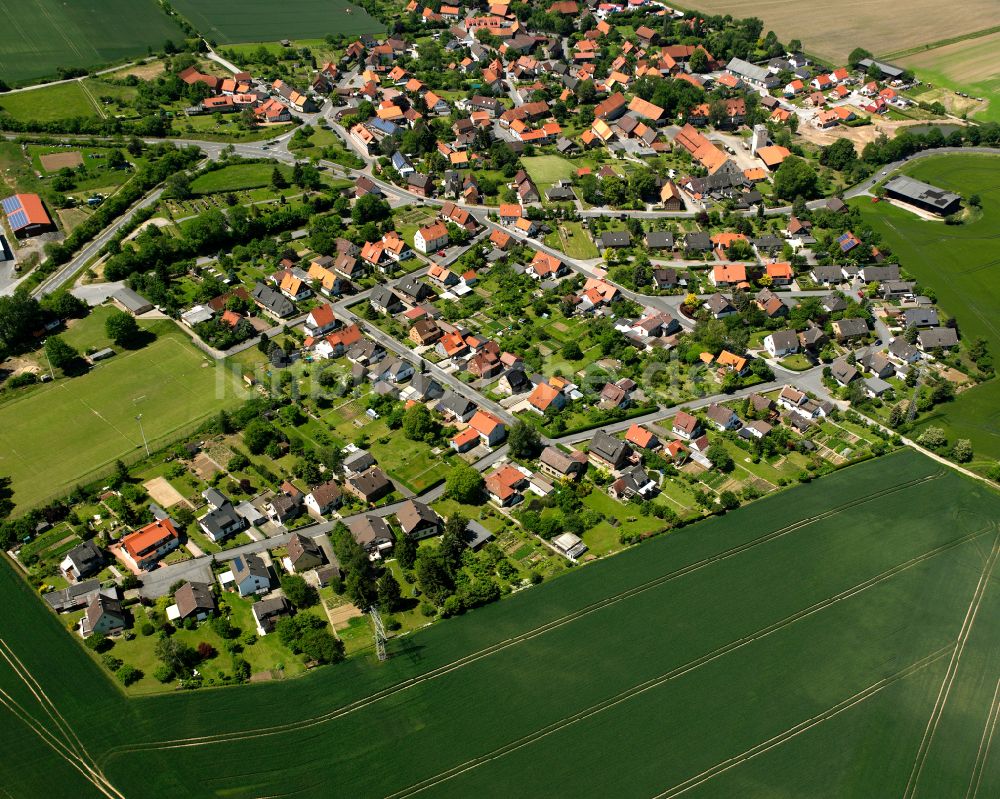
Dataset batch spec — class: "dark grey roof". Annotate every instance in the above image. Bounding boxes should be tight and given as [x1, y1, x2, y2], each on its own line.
[588, 429, 630, 465]
[684, 231, 711, 250]
[903, 308, 939, 328]
[436, 390, 476, 417]
[884, 175, 961, 211]
[64, 541, 103, 578]
[812, 266, 844, 282]
[860, 264, 901, 282]
[831, 358, 859, 384]
[231, 552, 269, 583]
[600, 231, 631, 248]
[370, 285, 402, 310]
[646, 231, 675, 249]
[200, 502, 245, 538]
[917, 327, 959, 349]
[251, 283, 295, 317]
[768, 329, 799, 351]
[396, 499, 440, 536]
[43, 579, 101, 612]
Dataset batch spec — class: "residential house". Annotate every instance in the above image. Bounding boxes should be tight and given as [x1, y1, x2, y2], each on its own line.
[917, 327, 959, 351]
[609, 465, 658, 501]
[538, 446, 588, 481]
[437, 391, 478, 422]
[672, 411, 700, 440]
[764, 329, 799, 358]
[199, 500, 247, 543]
[527, 381, 566, 414]
[832, 318, 869, 341]
[172, 582, 216, 622]
[229, 553, 272, 597]
[286, 533, 326, 573]
[121, 518, 179, 571]
[251, 283, 295, 319]
[831, 358, 859, 386]
[349, 515, 395, 558]
[395, 500, 442, 540]
[625, 424, 658, 450]
[345, 467, 393, 503]
[370, 286, 404, 315]
[60, 541, 104, 582]
[587, 429, 633, 471]
[80, 592, 127, 638]
[252, 596, 291, 636]
[485, 464, 528, 506]
[705, 403, 739, 431]
[304, 480, 342, 519]
[414, 222, 450, 254]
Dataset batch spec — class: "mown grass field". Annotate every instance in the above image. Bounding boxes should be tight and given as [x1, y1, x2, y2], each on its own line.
[1, 450, 998, 798]
[0, 82, 101, 123]
[899, 32, 1000, 123]
[0, 0, 183, 86]
[0, 321, 245, 511]
[189, 163, 294, 195]
[673, 0, 999, 63]
[170, 0, 383, 43]
[856, 153, 1000, 469]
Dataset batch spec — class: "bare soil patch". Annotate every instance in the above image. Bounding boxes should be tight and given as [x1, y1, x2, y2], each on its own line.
[143, 476, 192, 509]
[39, 151, 83, 171]
[191, 453, 223, 480]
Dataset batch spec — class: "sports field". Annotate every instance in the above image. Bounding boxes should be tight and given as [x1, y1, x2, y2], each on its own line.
[0, 0, 183, 86]
[0, 323, 245, 510]
[673, 0, 999, 64]
[170, 0, 383, 44]
[1, 449, 998, 797]
[856, 153, 1000, 470]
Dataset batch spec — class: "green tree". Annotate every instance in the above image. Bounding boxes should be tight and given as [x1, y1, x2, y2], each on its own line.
[376, 571, 402, 612]
[916, 426, 947, 450]
[395, 533, 417, 570]
[280, 574, 318, 609]
[718, 490, 740, 510]
[242, 418, 277, 454]
[951, 439, 973, 463]
[561, 339, 583, 360]
[706, 443, 734, 473]
[507, 421, 541, 459]
[352, 193, 390, 225]
[773, 156, 819, 200]
[44, 335, 79, 372]
[689, 47, 709, 73]
[271, 167, 288, 189]
[445, 465, 484, 503]
[105, 309, 142, 347]
[402, 403, 435, 442]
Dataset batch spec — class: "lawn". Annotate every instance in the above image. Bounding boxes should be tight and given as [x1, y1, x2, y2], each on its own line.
[2, 450, 999, 798]
[0, 321, 246, 511]
[855, 153, 1000, 471]
[0, 82, 100, 123]
[0, 0, 184, 85]
[544, 220, 599, 259]
[521, 154, 577, 195]
[189, 163, 294, 195]
[170, 0, 383, 43]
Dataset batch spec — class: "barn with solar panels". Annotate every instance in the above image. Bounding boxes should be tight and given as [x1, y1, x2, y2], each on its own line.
[2, 193, 54, 238]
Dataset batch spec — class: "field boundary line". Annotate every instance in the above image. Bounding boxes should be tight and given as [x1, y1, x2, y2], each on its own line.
[100, 471, 947, 759]
[966, 678, 1000, 799]
[649, 646, 953, 799]
[382, 527, 991, 798]
[904, 532, 1000, 799]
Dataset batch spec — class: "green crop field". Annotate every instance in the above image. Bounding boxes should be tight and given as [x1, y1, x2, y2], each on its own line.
[170, 0, 383, 44]
[0, 322, 245, 510]
[0, 0, 184, 86]
[856, 153, 1000, 470]
[1, 449, 998, 797]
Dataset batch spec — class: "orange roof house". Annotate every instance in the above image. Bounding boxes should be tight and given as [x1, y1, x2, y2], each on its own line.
[528, 382, 564, 413]
[757, 145, 791, 170]
[716, 350, 747, 372]
[625, 424, 656, 449]
[121, 519, 179, 569]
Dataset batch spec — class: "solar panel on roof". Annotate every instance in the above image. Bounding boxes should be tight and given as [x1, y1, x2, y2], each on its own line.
[1, 196, 21, 213]
[8, 210, 28, 230]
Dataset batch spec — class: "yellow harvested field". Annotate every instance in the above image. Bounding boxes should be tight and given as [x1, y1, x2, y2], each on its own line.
[681, 0, 1000, 63]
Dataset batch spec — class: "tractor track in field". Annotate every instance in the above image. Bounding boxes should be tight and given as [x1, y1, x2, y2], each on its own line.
[383, 525, 993, 798]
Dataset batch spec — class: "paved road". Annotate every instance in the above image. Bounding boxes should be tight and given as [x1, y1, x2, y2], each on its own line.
[31, 187, 166, 298]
